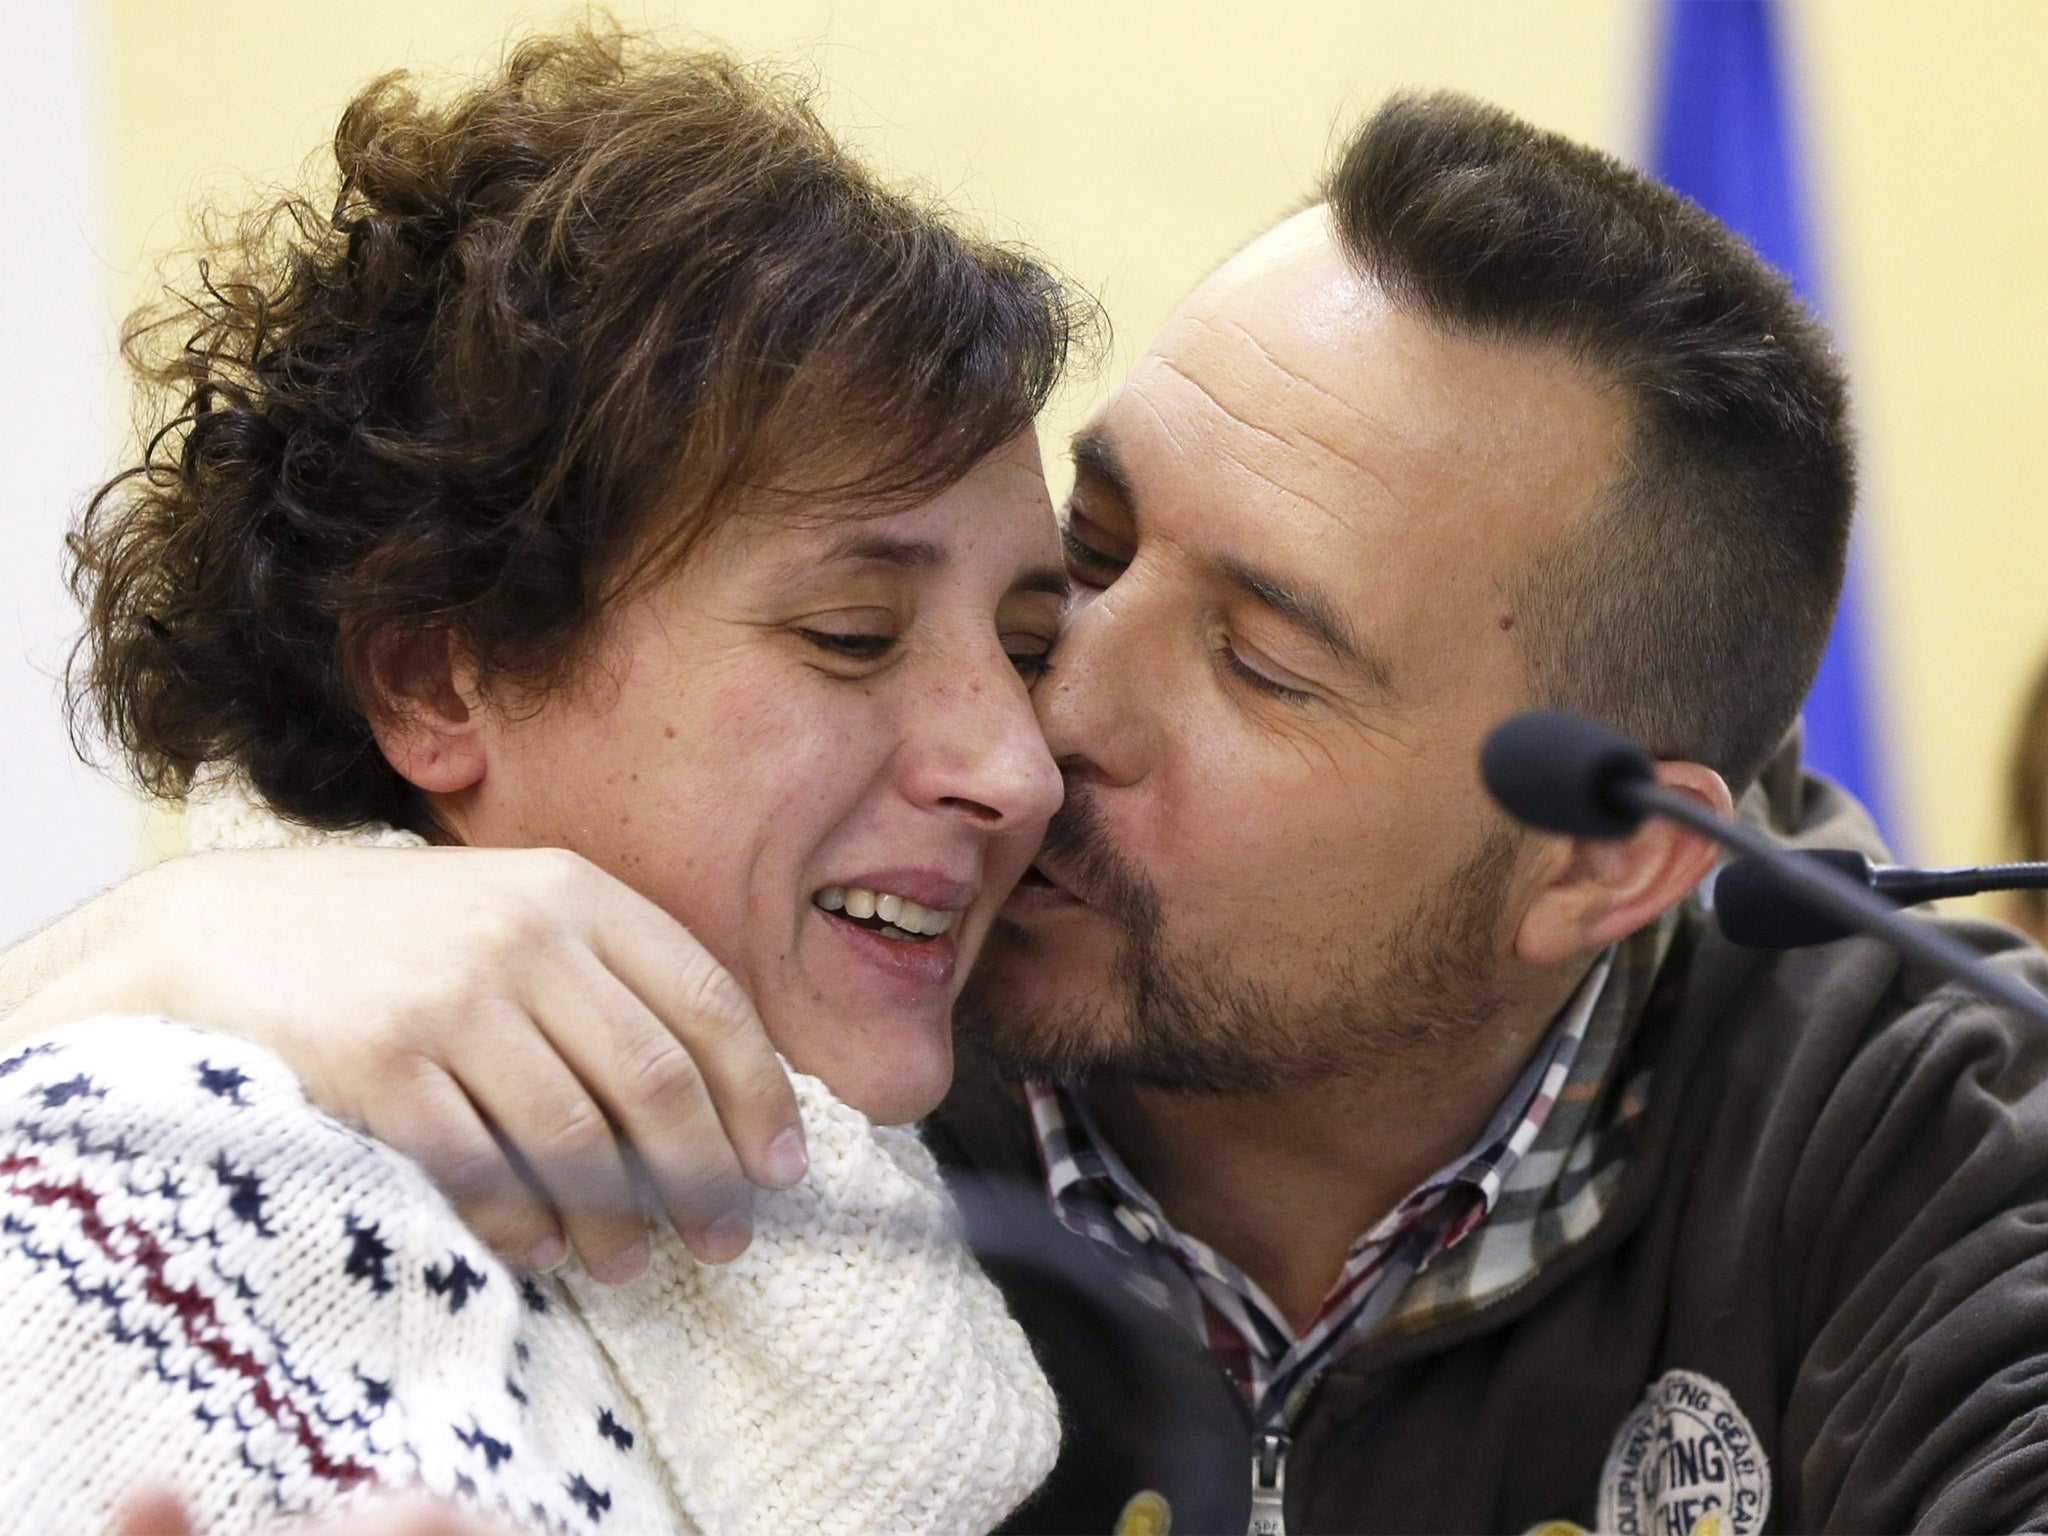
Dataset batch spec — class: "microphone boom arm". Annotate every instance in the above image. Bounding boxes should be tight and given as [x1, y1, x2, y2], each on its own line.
[1632, 782, 2048, 1030]
[1873, 862, 2048, 903]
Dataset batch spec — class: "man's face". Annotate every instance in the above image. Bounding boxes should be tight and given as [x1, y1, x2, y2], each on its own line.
[959, 208, 1625, 1093]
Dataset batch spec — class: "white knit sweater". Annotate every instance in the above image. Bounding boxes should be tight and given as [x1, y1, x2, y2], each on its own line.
[0, 791, 1057, 1535]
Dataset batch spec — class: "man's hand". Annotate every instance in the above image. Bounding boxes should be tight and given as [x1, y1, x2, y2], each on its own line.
[0, 847, 805, 1279]
[117, 1486, 518, 1536]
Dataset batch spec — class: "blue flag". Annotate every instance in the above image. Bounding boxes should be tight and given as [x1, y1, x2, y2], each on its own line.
[1652, 0, 1896, 845]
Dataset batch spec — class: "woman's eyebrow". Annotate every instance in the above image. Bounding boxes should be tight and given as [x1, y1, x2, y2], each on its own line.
[816, 533, 1066, 600]
[1011, 566, 1072, 601]
[825, 533, 949, 569]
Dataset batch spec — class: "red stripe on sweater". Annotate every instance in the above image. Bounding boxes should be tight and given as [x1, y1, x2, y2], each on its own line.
[1, 1150, 378, 1489]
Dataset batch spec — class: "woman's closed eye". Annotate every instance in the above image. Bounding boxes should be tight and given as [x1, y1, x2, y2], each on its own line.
[797, 625, 897, 664]
[1004, 635, 1055, 685]
[800, 621, 1053, 685]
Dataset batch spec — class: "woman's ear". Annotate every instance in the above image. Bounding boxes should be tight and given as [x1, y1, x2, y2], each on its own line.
[1511, 759, 1732, 966]
[362, 628, 489, 795]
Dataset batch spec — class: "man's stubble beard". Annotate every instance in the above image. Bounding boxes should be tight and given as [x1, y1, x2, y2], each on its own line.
[955, 787, 1521, 1095]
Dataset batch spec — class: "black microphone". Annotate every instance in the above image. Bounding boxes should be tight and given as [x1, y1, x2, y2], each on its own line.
[1479, 710, 2048, 1030]
[1714, 851, 2048, 948]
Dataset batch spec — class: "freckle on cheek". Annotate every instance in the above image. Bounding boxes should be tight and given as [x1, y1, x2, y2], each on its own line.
[664, 725, 677, 739]
[1497, 615, 1516, 632]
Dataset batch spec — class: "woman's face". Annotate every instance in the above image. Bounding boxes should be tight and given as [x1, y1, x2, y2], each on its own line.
[430, 432, 1065, 1123]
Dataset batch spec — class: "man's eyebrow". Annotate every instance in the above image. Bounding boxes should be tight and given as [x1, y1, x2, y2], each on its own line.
[1215, 556, 1395, 693]
[1069, 429, 1135, 508]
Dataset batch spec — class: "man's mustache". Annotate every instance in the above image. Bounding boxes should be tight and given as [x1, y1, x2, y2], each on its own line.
[1038, 786, 1161, 934]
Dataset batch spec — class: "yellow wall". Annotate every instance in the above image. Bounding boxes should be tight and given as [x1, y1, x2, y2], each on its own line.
[1794, 2, 2048, 868]
[101, 0, 2048, 871]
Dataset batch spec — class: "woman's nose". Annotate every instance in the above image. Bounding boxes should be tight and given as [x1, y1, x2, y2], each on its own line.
[901, 654, 1062, 834]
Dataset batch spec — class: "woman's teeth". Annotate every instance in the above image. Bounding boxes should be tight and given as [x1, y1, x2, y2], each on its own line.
[813, 886, 958, 940]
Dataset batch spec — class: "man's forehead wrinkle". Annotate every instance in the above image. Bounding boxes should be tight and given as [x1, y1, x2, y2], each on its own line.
[1154, 355, 1295, 457]
[1128, 380, 1208, 480]
[1208, 316, 1382, 439]
[1146, 351, 1349, 526]
[1119, 372, 1341, 545]
[1219, 446, 1351, 528]
[1155, 324, 1416, 527]
[1210, 323, 1418, 513]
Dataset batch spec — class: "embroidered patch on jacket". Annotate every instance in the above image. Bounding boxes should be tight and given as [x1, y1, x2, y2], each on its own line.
[1597, 1370, 1770, 1536]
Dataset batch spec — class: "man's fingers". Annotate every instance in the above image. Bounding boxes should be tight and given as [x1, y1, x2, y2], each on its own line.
[369, 1057, 570, 1270]
[587, 883, 806, 1192]
[438, 1013, 654, 1282]
[525, 954, 759, 1264]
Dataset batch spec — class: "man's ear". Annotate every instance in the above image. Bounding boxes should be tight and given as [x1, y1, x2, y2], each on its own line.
[362, 628, 490, 795]
[1512, 759, 1732, 966]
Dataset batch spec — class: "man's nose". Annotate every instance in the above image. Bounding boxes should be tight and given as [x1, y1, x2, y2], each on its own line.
[901, 657, 1063, 833]
[1034, 586, 1153, 786]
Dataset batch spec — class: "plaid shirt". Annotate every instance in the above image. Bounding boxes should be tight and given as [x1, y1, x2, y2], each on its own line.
[1025, 949, 1625, 1426]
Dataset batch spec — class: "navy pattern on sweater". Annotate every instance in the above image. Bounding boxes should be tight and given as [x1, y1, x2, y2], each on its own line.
[0, 1017, 681, 1535]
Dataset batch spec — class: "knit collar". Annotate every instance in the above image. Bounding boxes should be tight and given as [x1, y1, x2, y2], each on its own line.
[182, 769, 430, 854]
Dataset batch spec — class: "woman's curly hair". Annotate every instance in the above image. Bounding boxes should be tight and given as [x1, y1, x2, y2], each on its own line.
[69, 25, 1089, 832]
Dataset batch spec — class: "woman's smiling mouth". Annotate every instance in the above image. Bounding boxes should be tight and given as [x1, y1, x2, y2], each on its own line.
[810, 871, 979, 988]
[814, 884, 959, 941]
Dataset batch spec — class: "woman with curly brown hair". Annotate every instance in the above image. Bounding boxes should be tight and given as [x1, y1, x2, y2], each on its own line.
[0, 26, 1086, 1536]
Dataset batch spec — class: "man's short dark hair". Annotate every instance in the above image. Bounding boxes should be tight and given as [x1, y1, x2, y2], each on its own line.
[1322, 92, 1854, 791]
